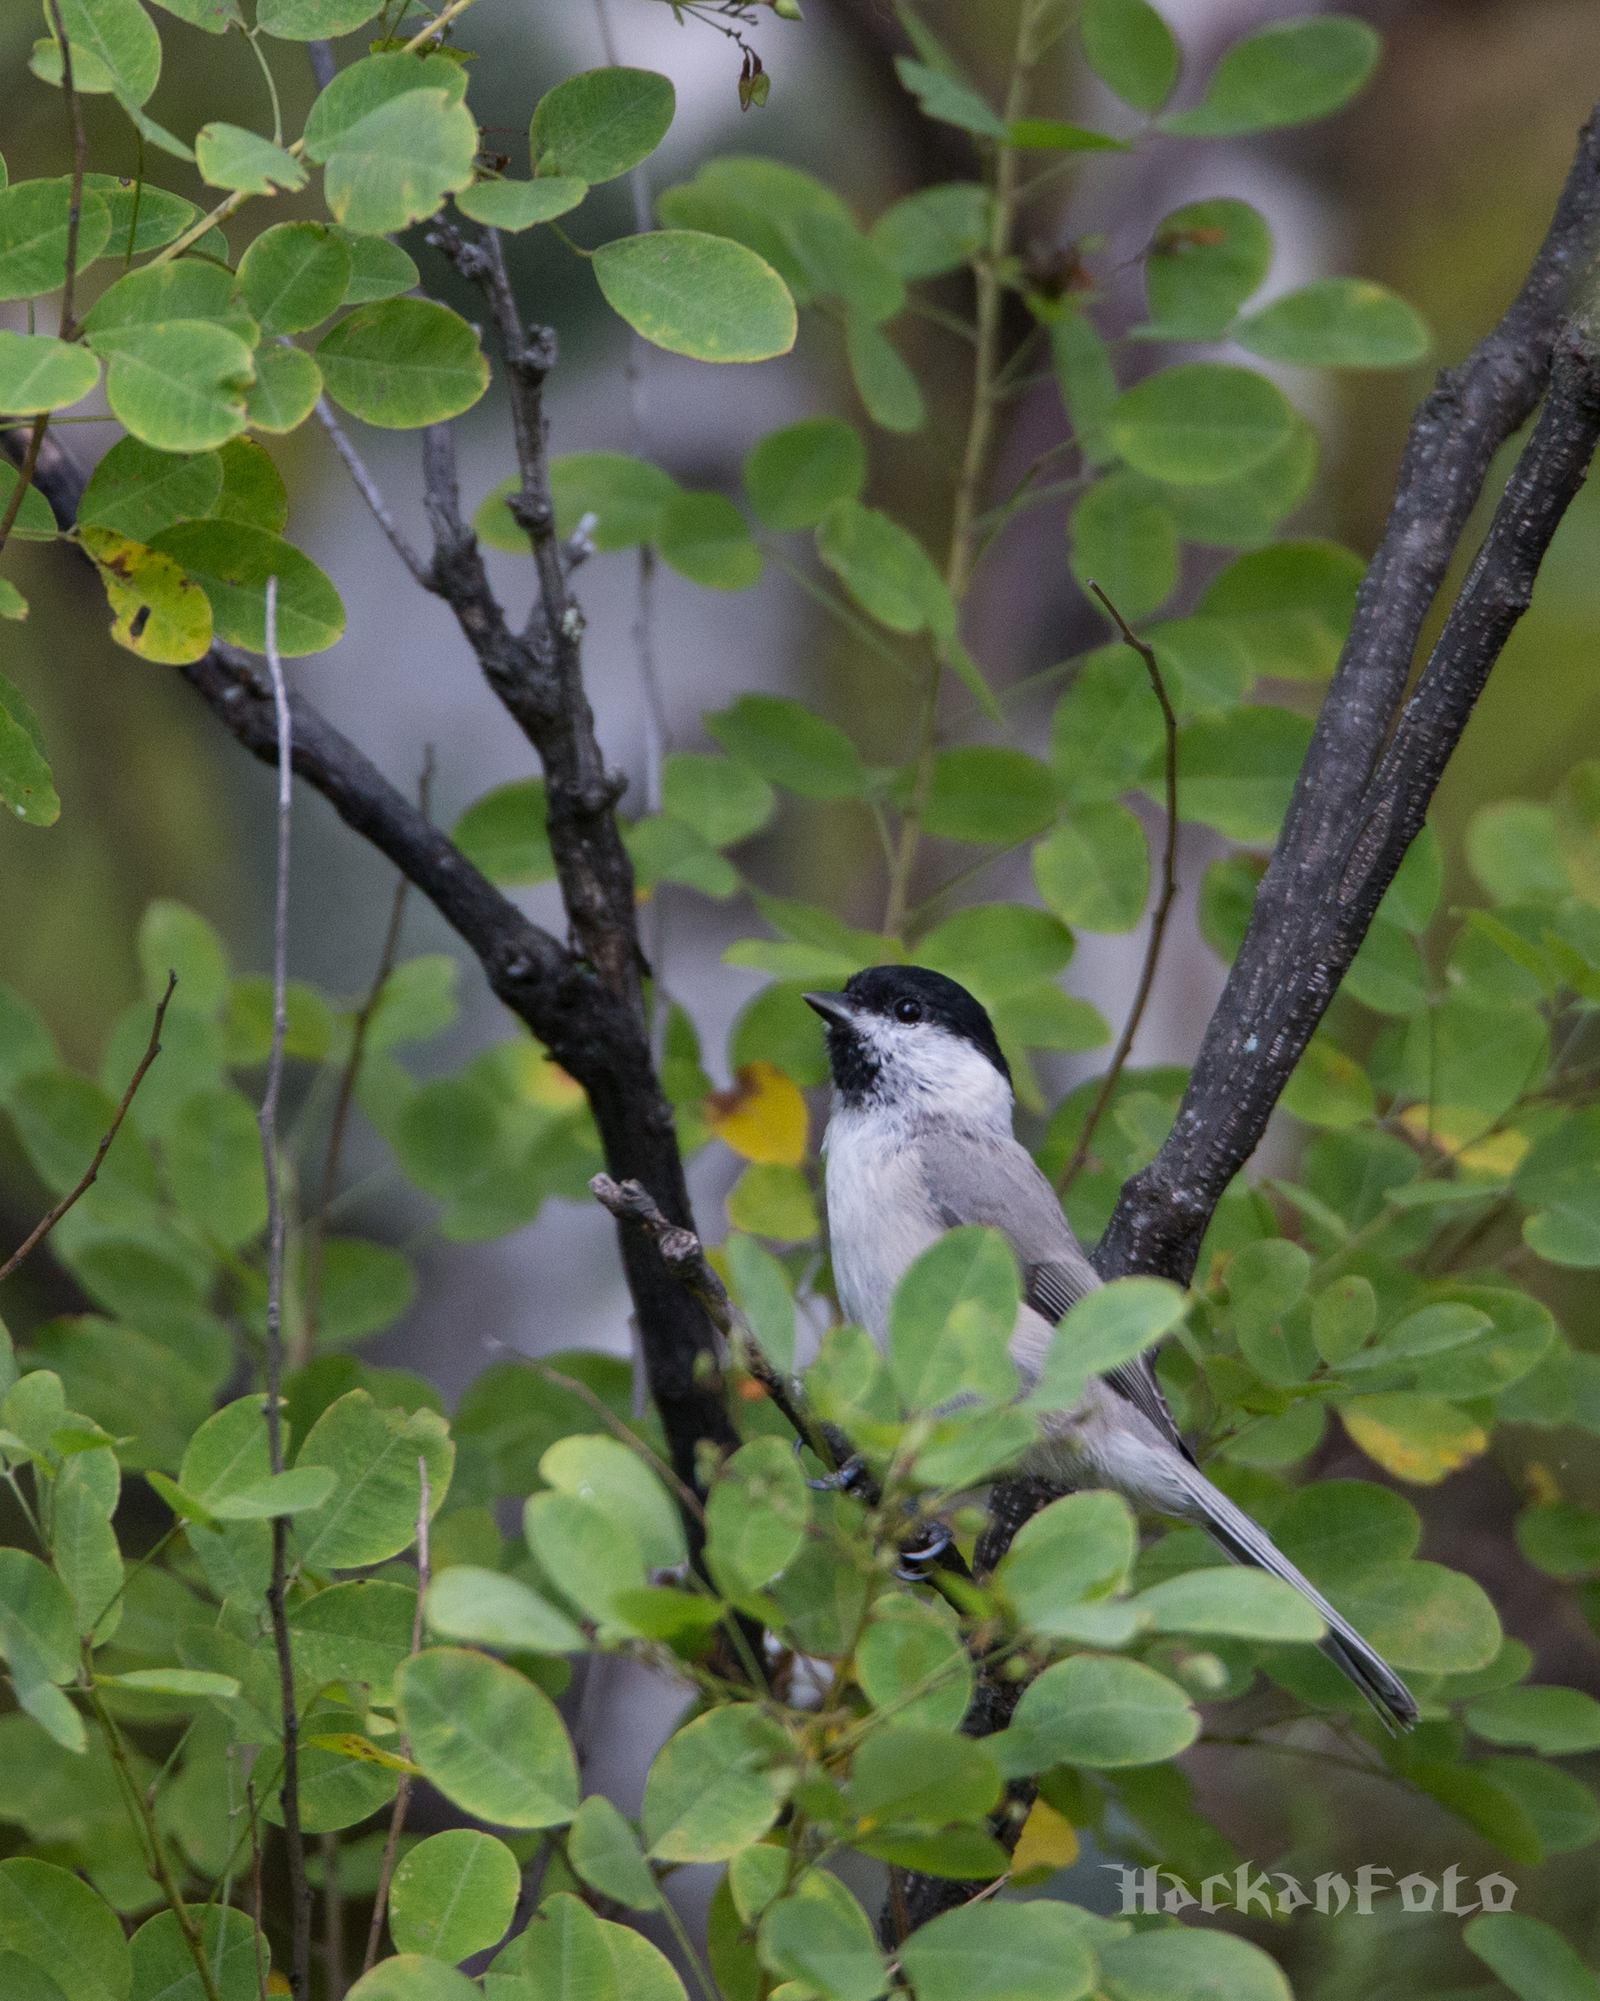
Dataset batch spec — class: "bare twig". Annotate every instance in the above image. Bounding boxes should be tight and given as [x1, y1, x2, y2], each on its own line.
[1057, 583, 1179, 1193]
[86, 1679, 225, 2001]
[0, 974, 176, 1284]
[300, 749, 433, 1356]
[312, 393, 431, 589]
[258, 576, 312, 2000]
[362, 1457, 430, 1974]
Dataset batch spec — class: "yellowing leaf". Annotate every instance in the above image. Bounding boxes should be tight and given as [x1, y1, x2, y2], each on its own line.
[1010, 1797, 1079, 1880]
[81, 525, 213, 664]
[1398, 1103, 1503, 1154]
[706, 1060, 808, 1166]
[303, 1732, 423, 1774]
[1340, 1394, 1488, 1486]
[1457, 1127, 1531, 1176]
[268, 1977, 292, 1996]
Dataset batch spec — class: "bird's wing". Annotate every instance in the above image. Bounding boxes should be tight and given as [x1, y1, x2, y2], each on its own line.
[914, 1132, 1193, 1462]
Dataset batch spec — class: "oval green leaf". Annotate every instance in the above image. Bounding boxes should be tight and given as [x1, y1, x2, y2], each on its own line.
[317, 298, 489, 428]
[396, 1646, 579, 1829]
[593, 230, 797, 364]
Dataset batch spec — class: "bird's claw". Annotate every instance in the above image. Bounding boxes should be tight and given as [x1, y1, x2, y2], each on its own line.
[894, 1517, 954, 1581]
[794, 1435, 872, 1495]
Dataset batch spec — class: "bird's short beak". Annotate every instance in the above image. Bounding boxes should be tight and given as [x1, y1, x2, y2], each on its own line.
[803, 991, 853, 1027]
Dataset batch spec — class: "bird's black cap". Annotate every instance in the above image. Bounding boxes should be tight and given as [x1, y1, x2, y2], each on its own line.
[805, 964, 1011, 1087]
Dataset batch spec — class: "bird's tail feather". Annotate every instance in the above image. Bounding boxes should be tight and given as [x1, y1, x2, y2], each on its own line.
[1177, 1466, 1418, 1732]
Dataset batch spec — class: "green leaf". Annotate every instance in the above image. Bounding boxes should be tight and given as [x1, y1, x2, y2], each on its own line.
[1136, 1567, 1325, 1640]
[856, 1595, 972, 1731]
[997, 1490, 1139, 1641]
[0, 1860, 131, 2001]
[523, 1491, 647, 1625]
[922, 748, 1055, 846]
[1163, 15, 1381, 137]
[337, 230, 419, 305]
[758, 1869, 886, 2001]
[78, 438, 222, 542]
[1109, 363, 1296, 486]
[345, 1958, 479, 2001]
[1465, 1913, 1600, 2001]
[783, 209, 904, 324]
[129, 1906, 264, 2001]
[1235, 277, 1429, 369]
[1034, 804, 1149, 932]
[1143, 198, 1272, 338]
[869, 182, 990, 280]
[1047, 307, 1119, 464]
[256, 0, 381, 33]
[725, 1163, 819, 1242]
[210, 436, 289, 531]
[1198, 853, 1265, 963]
[654, 156, 848, 306]
[145, 0, 242, 29]
[1097, 1927, 1291, 2001]
[0, 182, 112, 300]
[889, 1227, 1019, 1413]
[398, 1646, 578, 1828]
[593, 232, 797, 364]
[454, 176, 588, 230]
[0, 333, 98, 414]
[51, 1453, 124, 1644]
[721, 1231, 797, 1372]
[79, 173, 197, 257]
[11, 1069, 158, 1211]
[1516, 1109, 1600, 1268]
[531, 68, 675, 183]
[283, 1577, 417, 1703]
[323, 90, 477, 237]
[205, 1466, 338, 1518]
[0, 675, 60, 827]
[894, 57, 1006, 139]
[1468, 799, 1568, 905]
[297, 1391, 447, 1570]
[541, 1433, 686, 1573]
[1324, 1555, 1500, 1672]
[1008, 120, 1126, 154]
[0, 464, 58, 542]
[1050, 648, 1165, 806]
[449, 779, 553, 887]
[845, 311, 926, 434]
[642, 1705, 795, 1861]
[425, 1564, 582, 1656]
[179, 1392, 270, 1510]
[1466, 1685, 1600, 1756]
[1160, 416, 1320, 547]
[146, 520, 345, 657]
[32, 1318, 212, 1474]
[1156, 705, 1313, 843]
[1479, 1754, 1600, 1857]
[567, 1794, 662, 1913]
[657, 491, 761, 591]
[90, 322, 254, 455]
[100, 1667, 239, 1697]
[237, 222, 350, 336]
[919, 903, 1074, 1000]
[160, 1085, 266, 1245]
[195, 124, 306, 197]
[997, 1654, 1198, 1771]
[57, 0, 161, 106]
[389, 1829, 519, 1963]
[899, 1900, 1098, 2001]
[317, 298, 488, 428]
[1027, 1276, 1189, 1413]
[1081, 0, 1181, 115]
[662, 755, 774, 851]
[816, 497, 950, 636]
[0, 1547, 79, 1696]
[1069, 473, 1177, 623]
[706, 695, 865, 801]
[304, 51, 467, 159]
[1397, 991, 1548, 1129]
[707, 1435, 810, 1594]
[744, 418, 866, 531]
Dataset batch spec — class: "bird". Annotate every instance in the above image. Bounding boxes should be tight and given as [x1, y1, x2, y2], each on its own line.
[804, 963, 1418, 1732]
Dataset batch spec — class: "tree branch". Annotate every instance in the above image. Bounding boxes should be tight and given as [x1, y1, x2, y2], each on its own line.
[1095, 102, 1600, 1287]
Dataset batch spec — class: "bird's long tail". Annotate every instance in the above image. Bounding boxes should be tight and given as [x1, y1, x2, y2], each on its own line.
[1175, 1463, 1419, 1732]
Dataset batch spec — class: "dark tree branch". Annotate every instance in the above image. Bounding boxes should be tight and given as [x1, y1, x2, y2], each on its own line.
[1095, 104, 1600, 1287]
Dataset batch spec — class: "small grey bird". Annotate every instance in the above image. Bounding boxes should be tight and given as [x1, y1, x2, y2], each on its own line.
[805, 964, 1418, 1731]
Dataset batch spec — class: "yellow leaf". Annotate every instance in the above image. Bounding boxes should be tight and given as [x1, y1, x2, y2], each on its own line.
[706, 1060, 809, 1166]
[1525, 1461, 1561, 1509]
[1340, 1394, 1487, 1486]
[268, 1978, 292, 1996]
[303, 1732, 423, 1775]
[81, 525, 212, 665]
[1456, 1127, 1530, 1176]
[1011, 1798, 1079, 1881]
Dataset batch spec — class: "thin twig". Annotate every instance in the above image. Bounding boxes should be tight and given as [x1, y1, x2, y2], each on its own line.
[0, 416, 50, 556]
[312, 392, 432, 589]
[87, 1680, 225, 2001]
[44, 0, 87, 341]
[363, 1457, 430, 1974]
[1058, 582, 1178, 1194]
[300, 749, 432, 1356]
[0, 974, 176, 1284]
[258, 574, 312, 2000]
[588, 1174, 830, 1468]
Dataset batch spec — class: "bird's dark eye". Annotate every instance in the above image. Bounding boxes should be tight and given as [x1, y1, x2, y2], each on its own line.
[894, 997, 922, 1023]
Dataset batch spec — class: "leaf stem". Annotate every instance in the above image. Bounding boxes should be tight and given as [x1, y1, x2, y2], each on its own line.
[1058, 583, 1178, 1193]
